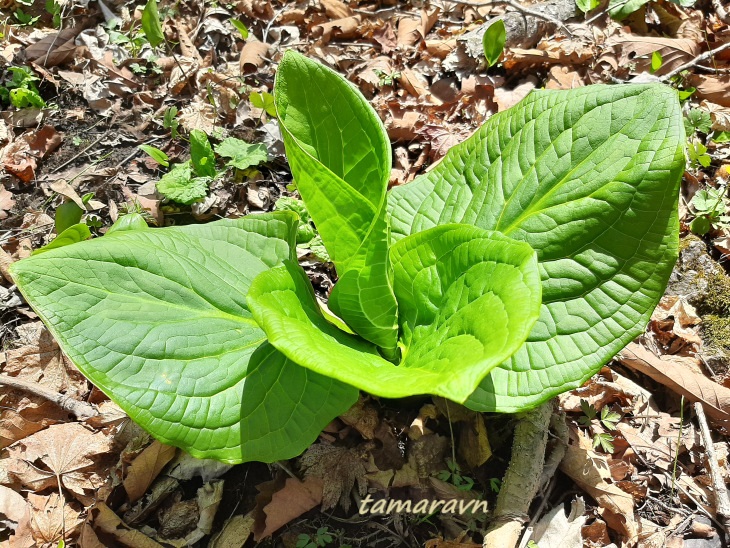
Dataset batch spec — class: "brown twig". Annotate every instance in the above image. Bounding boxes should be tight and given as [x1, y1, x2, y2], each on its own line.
[694, 402, 730, 536]
[0, 373, 98, 420]
[660, 41, 730, 81]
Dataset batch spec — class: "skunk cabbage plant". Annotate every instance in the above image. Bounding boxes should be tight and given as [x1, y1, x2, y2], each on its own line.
[10, 51, 684, 463]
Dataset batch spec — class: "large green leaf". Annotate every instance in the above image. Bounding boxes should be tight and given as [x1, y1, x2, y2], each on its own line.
[387, 84, 684, 412]
[274, 50, 398, 355]
[248, 225, 541, 403]
[10, 213, 358, 463]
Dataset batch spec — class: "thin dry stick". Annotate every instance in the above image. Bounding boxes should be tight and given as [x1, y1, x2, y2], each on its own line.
[661, 41, 730, 81]
[0, 374, 98, 420]
[694, 402, 730, 536]
[442, 0, 573, 36]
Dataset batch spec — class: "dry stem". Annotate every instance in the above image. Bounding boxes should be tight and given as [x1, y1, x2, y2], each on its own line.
[0, 373, 99, 420]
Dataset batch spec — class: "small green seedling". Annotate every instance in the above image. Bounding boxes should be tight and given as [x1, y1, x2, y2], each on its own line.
[687, 140, 711, 169]
[685, 108, 712, 136]
[250, 91, 277, 118]
[578, 399, 621, 453]
[436, 458, 476, 491]
[10, 52, 684, 463]
[296, 527, 334, 548]
[1, 66, 45, 109]
[689, 187, 730, 235]
[163, 106, 179, 138]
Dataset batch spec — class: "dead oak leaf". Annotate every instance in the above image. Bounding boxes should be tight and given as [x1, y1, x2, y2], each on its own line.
[299, 444, 367, 512]
[28, 492, 83, 545]
[7, 422, 113, 502]
[0, 186, 14, 220]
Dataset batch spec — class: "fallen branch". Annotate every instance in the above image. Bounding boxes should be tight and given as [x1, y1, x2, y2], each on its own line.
[660, 41, 730, 81]
[483, 400, 554, 548]
[0, 373, 99, 421]
[712, 0, 730, 25]
[694, 402, 730, 536]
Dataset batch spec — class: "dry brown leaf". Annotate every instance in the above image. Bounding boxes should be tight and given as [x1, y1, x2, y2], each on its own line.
[236, 0, 274, 20]
[494, 78, 537, 112]
[6, 422, 113, 502]
[0, 186, 14, 220]
[0, 484, 27, 532]
[312, 15, 362, 43]
[24, 28, 79, 67]
[239, 40, 270, 74]
[688, 74, 730, 107]
[619, 343, 730, 427]
[651, 295, 702, 347]
[420, 124, 471, 162]
[397, 8, 439, 47]
[123, 440, 177, 503]
[399, 68, 436, 102]
[299, 444, 367, 512]
[28, 493, 83, 545]
[91, 502, 165, 548]
[339, 396, 379, 439]
[373, 22, 397, 53]
[560, 437, 637, 540]
[545, 66, 584, 90]
[2, 321, 87, 395]
[320, 0, 352, 19]
[426, 39, 457, 59]
[459, 413, 492, 468]
[0, 399, 68, 449]
[253, 476, 323, 540]
[609, 36, 699, 75]
[208, 511, 254, 548]
[616, 423, 675, 470]
[1, 126, 62, 183]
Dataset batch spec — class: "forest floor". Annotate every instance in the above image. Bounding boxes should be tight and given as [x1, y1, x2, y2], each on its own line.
[3, 0, 730, 546]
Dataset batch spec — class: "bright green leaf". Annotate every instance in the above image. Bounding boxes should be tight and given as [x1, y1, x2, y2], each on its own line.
[141, 0, 165, 48]
[10, 213, 358, 463]
[215, 137, 268, 170]
[608, 0, 649, 20]
[575, 0, 599, 12]
[33, 224, 91, 255]
[9, 87, 45, 109]
[651, 51, 663, 73]
[690, 216, 711, 235]
[275, 50, 399, 355]
[482, 20, 506, 67]
[250, 91, 277, 118]
[230, 18, 249, 39]
[106, 213, 149, 235]
[55, 201, 84, 234]
[189, 129, 216, 178]
[248, 225, 541, 403]
[139, 144, 169, 167]
[388, 84, 684, 412]
[156, 162, 208, 204]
